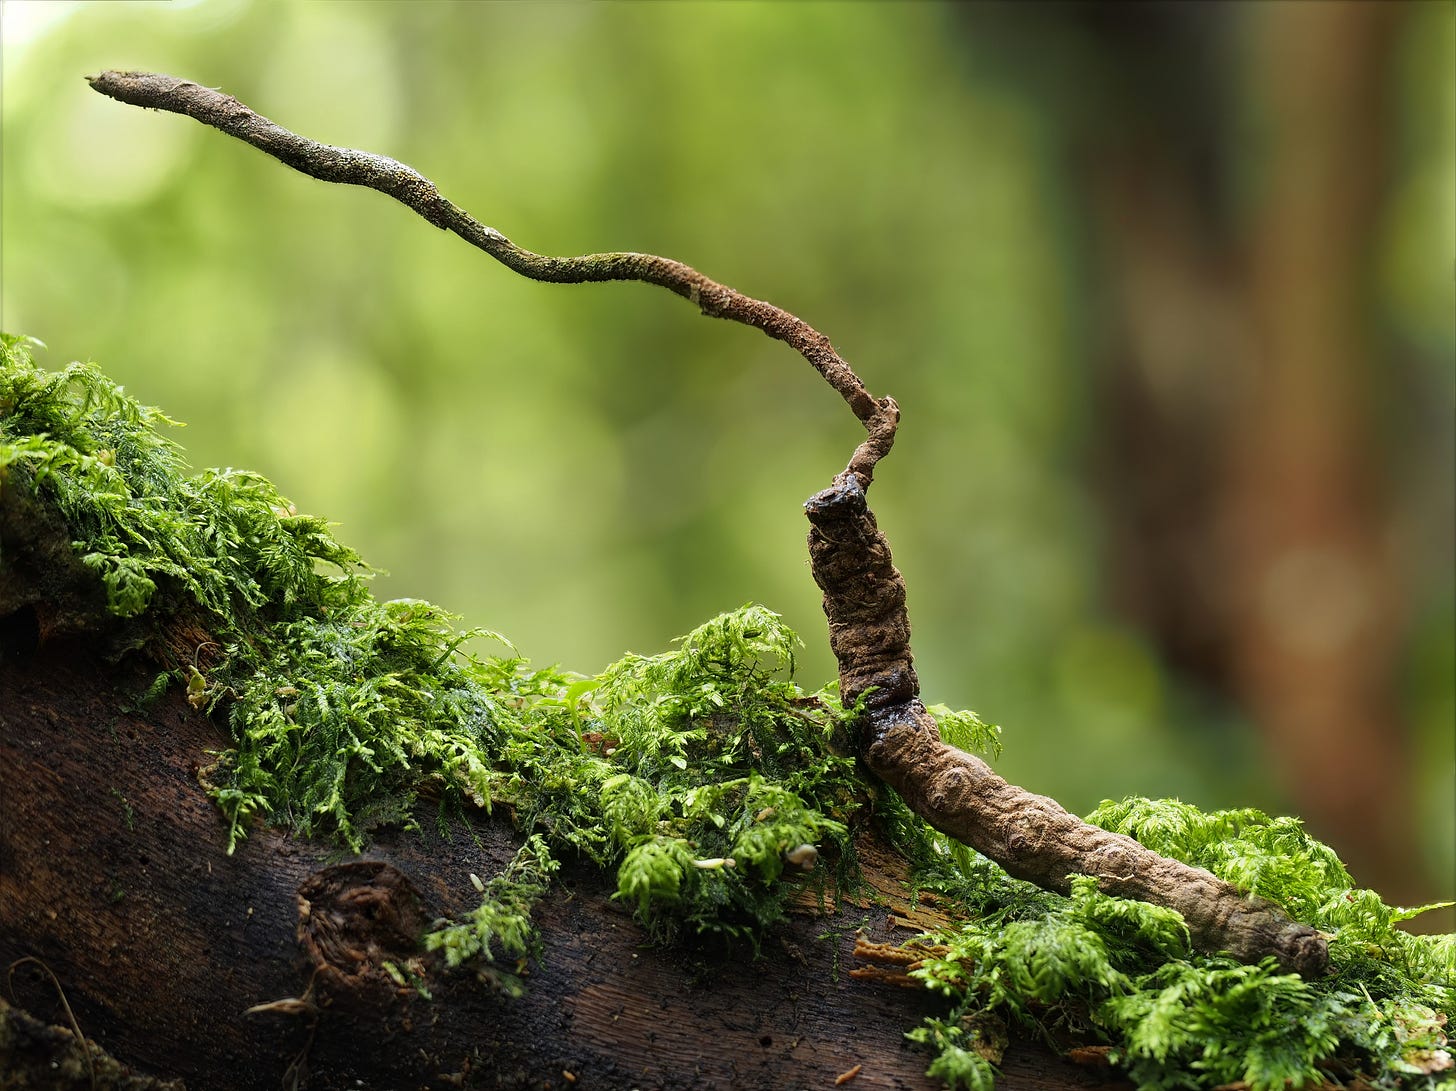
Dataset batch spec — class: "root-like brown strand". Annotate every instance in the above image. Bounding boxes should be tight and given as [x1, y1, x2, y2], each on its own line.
[805, 474, 918, 709]
[84, 70, 891, 469]
[862, 704, 1329, 976]
[806, 475, 1330, 978]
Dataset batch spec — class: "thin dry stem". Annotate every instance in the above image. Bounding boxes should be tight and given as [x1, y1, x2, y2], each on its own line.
[85, 69, 896, 483]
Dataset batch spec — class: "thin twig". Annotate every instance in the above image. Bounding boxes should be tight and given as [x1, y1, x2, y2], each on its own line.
[85, 69, 897, 484]
[8, 956, 98, 1090]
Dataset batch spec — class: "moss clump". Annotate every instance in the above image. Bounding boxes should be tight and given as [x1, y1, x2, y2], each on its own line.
[2, 335, 1450, 1090]
[906, 838, 1452, 1091]
[0, 334, 879, 948]
[424, 834, 557, 996]
[0, 335, 361, 624]
[902, 801, 1453, 1089]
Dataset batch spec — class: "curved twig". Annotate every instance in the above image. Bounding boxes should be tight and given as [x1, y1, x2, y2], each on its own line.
[85, 69, 896, 484]
[8, 956, 98, 1090]
[90, 70, 1328, 977]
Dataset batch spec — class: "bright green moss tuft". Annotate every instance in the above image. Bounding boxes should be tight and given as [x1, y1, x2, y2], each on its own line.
[207, 598, 514, 853]
[906, 810, 1453, 1090]
[0, 334, 363, 623]
[423, 835, 558, 996]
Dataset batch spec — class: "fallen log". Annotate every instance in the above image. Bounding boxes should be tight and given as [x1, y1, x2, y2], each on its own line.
[0, 632, 1108, 1091]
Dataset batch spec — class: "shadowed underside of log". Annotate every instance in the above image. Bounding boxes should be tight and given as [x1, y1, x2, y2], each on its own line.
[0, 638, 1117, 1091]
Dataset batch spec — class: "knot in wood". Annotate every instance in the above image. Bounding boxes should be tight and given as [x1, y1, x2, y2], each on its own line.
[1088, 841, 1139, 883]
[296, 860, 425, 984]
[1006, 814, 1048, 856]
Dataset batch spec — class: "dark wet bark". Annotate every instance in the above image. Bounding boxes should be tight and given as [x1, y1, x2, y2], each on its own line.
[1, 636, 1122, 1091]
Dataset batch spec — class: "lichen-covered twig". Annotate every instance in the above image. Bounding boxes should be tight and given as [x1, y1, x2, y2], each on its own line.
[85, 70, 896, 485]
[89, 70, 1327, 976]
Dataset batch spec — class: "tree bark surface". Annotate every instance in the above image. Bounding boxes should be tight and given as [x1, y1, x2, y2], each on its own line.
[0, 636, 1117, 1091]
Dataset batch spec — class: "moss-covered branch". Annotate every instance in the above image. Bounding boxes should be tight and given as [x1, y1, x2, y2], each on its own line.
[88, 71, 1329, 976]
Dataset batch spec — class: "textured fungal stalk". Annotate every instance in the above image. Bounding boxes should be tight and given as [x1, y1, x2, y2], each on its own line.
[806, 475, 1330, 977]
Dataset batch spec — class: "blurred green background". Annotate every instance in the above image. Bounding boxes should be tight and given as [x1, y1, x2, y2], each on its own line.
[2, 0, 1451, 910]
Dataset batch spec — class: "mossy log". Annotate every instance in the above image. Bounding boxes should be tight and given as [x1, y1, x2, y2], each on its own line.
[0, 572, 1108, 1089]
[0, 342, 1112, 1089]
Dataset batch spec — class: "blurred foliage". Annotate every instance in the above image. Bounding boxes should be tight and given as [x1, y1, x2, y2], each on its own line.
[1, 1, 1450, 896]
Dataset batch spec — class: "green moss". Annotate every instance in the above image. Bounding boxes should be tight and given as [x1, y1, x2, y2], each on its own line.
[906, 833, 1453, 1090]
[2, 334, 1450, 1088]
[0, 334, 868, 950]
[424, 834, 557, 997]
[0, 335, 362, 624]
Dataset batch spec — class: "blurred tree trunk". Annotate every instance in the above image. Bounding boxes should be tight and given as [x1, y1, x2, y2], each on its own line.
[1067, 2, 1419, 901]
[1224, 1, 1411, 901]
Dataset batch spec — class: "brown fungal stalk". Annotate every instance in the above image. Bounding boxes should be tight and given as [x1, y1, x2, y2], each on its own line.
[805, 474, 1328, 976]
[87, 70, 1328, 976]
